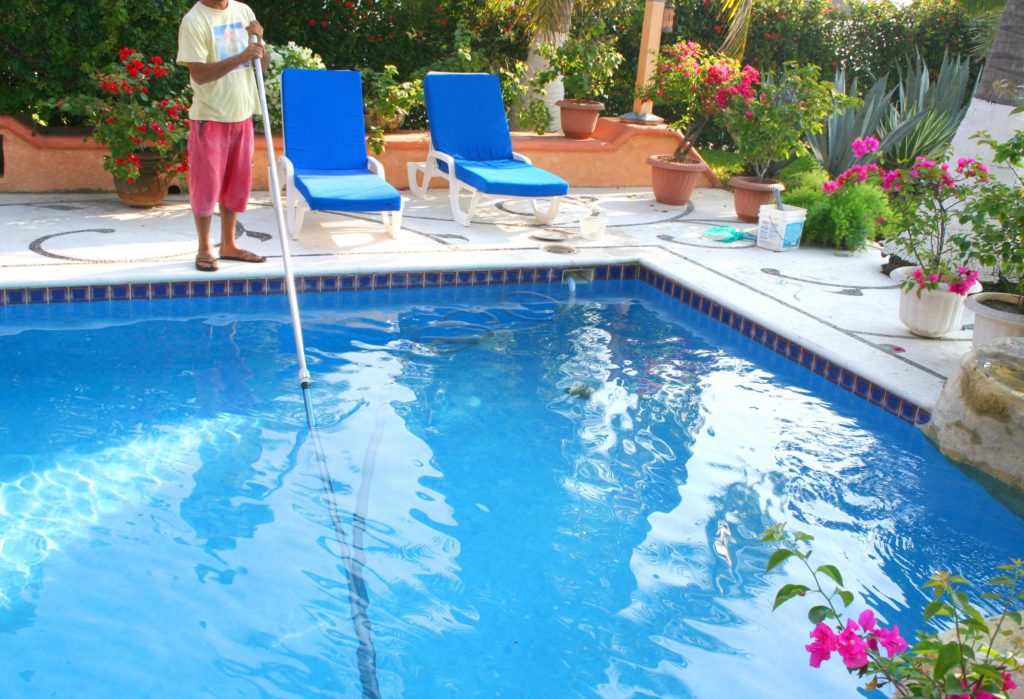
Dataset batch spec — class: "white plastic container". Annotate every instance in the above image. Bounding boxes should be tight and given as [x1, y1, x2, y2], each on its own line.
[579, 215, 607, 240]
[756, 205, 806, 252]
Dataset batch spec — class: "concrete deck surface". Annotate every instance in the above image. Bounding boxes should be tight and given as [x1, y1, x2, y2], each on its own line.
[0, 187, 976, 411]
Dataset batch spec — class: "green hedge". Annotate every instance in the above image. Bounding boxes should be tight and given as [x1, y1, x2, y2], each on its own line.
[1, 0, 980, 126]
[0, 0, 192, 118]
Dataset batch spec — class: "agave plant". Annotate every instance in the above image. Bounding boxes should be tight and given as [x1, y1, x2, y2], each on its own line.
[876, 53, 976, 169]
[806, 70, 912, 178]
[809, 54, 976, 177]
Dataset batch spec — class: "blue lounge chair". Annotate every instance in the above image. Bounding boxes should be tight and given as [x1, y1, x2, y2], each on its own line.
[408, 72, 569, 227]
[278, 69, 403, 239]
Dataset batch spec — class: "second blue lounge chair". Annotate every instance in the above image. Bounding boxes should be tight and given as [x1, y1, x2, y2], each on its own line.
[279, 69, 403, 239]
[408, 72, 569, 227]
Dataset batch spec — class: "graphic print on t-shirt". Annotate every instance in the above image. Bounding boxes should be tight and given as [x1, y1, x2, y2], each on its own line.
[212, 21, 248, 69]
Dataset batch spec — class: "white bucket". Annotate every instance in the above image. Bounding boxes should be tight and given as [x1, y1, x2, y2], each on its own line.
[579, 215, 607, 240]
[756, 205, 806, 252]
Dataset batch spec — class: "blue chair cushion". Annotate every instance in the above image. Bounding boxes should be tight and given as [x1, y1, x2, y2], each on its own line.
[294, 168, 401, 212]
[424, 73, 514, 162]
[453, 159, 569, 197]
[283, 69, 369, 172]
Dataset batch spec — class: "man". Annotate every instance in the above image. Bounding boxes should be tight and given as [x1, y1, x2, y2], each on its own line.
[177, 0, 269, 272]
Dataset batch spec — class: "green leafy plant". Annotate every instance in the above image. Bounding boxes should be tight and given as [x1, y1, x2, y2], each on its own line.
[637, 41, 758, 162]
[763, 523, 1023, 698]
[261, 41, 325, 134]
[721, 62, 846, 182]
[782, 161, 893, 250]
[45, 48, 189, 183]
[363, 64, 423, 155]
[534, 23, 624, 104]
[825, 137, 989, 295]
[961, 128, 1024, 303]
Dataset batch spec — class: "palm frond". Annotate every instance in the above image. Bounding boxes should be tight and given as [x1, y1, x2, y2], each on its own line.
[488, 0, 574, 41]
[717, 0, 754, 60]
[956, 0, 1006, 17]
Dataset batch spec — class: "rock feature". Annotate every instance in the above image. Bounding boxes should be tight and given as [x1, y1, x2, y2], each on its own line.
[924, 337, 1024, 490]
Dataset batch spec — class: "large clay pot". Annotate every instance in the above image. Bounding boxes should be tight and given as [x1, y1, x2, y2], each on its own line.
[965, 292, 1024, 348]
[647, 156, 707, 205]
[730, 176, 784, 222]
[555, 99, 604, 140]
[898, 284, 968, 337]
[114, 152, 169, 208]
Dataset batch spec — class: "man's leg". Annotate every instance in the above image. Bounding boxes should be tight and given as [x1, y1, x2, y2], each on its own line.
[189, 120, 221, 271]
[217, 120, 264, 263]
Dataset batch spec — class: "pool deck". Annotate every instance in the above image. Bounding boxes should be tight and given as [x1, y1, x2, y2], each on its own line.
[0, 187, 975, 414]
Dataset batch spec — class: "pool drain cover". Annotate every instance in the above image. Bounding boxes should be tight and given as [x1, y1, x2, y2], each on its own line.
[542, 244, 577, 255]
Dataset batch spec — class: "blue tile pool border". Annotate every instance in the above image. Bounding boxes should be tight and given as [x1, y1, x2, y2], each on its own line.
[0, 263, 930, 424]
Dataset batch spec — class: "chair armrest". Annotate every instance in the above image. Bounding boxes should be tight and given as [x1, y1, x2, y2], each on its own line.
[512, 151, 533, 165]
[430, 148, 457, 169]
[367, 155, 387, 181]
[277, 155, 295, 186]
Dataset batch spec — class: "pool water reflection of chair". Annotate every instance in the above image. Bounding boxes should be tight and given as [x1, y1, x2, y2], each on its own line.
[278, 69, 403, 239]
[408, 72, 570, 227]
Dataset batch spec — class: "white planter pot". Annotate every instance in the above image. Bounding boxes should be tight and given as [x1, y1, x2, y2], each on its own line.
[898, 285, 968, 337]
[965, 292, 1024, 348]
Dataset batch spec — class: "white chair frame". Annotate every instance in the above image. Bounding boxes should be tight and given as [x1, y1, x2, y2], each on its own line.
[275, 155, 403, 240]
[406, 145, 561, 227]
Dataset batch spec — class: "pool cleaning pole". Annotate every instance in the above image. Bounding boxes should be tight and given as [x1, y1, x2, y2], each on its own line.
[251, 37, 315, 428]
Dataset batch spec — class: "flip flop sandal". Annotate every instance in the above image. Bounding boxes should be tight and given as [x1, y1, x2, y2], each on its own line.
[220, 249, 266, 263]
[195, 255, 219, 272]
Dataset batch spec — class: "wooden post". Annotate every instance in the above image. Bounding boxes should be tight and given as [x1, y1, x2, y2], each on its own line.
[621, 0, 666, 123]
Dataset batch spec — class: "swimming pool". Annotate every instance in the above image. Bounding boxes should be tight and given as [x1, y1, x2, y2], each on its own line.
[0, 273, 1020, 697]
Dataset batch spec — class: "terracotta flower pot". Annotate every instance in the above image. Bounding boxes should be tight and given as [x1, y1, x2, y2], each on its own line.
[647, 156, 707, 205]
[114, 152, 169, 208]
[730, 176, 784, 222]
[556, 99, 604, 140]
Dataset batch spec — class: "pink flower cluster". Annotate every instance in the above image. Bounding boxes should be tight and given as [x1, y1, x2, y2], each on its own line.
[805, 610, 907, 670]
[851, 136, 880, 158]
[910, 266, 980, 295]
[949, 672, 1018, 699]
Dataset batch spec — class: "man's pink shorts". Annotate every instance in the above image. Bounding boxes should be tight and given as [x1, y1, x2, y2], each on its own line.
[187, 118, 254, 217]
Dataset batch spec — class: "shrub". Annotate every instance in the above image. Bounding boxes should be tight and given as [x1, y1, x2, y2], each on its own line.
[781, 159, 892, 250]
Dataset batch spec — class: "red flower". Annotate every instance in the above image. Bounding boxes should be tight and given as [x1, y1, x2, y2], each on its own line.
[118, 47, 135, 62]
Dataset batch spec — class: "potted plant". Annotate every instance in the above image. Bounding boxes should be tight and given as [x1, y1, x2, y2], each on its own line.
[363, 65, 423, 155]
[535, 24, 624, 140]
[962, 128, 1024, 347]
[720, 63, 844, 222]
[638, 41, 758, 205]
[50, 48, 189, 207]
[824, 138, 987, 337]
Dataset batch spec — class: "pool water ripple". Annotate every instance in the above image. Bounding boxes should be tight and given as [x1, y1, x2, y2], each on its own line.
[0, 281, 1020, 697]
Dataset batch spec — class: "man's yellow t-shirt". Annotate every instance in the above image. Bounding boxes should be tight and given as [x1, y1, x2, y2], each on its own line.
[176, 0, 260, 123]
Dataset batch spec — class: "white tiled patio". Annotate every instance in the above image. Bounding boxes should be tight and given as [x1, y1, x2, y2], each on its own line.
[0, 186, 976, 413]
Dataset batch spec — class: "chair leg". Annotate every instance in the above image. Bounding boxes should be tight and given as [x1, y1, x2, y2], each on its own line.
[407, 161, 435, 198]
[532, 197, 562, 225]
[381, 204, 402, 239]
[449, 179, 479, 227]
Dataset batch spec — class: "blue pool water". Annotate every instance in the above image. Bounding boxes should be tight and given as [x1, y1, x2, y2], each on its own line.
[0, 279, 1021, 698]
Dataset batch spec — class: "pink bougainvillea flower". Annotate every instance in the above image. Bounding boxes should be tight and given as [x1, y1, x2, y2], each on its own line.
[836, 619, 869, 669]
[850, 136, 880, 158]
[875, 624, 907, 657]
[805, 622, 839, 668]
